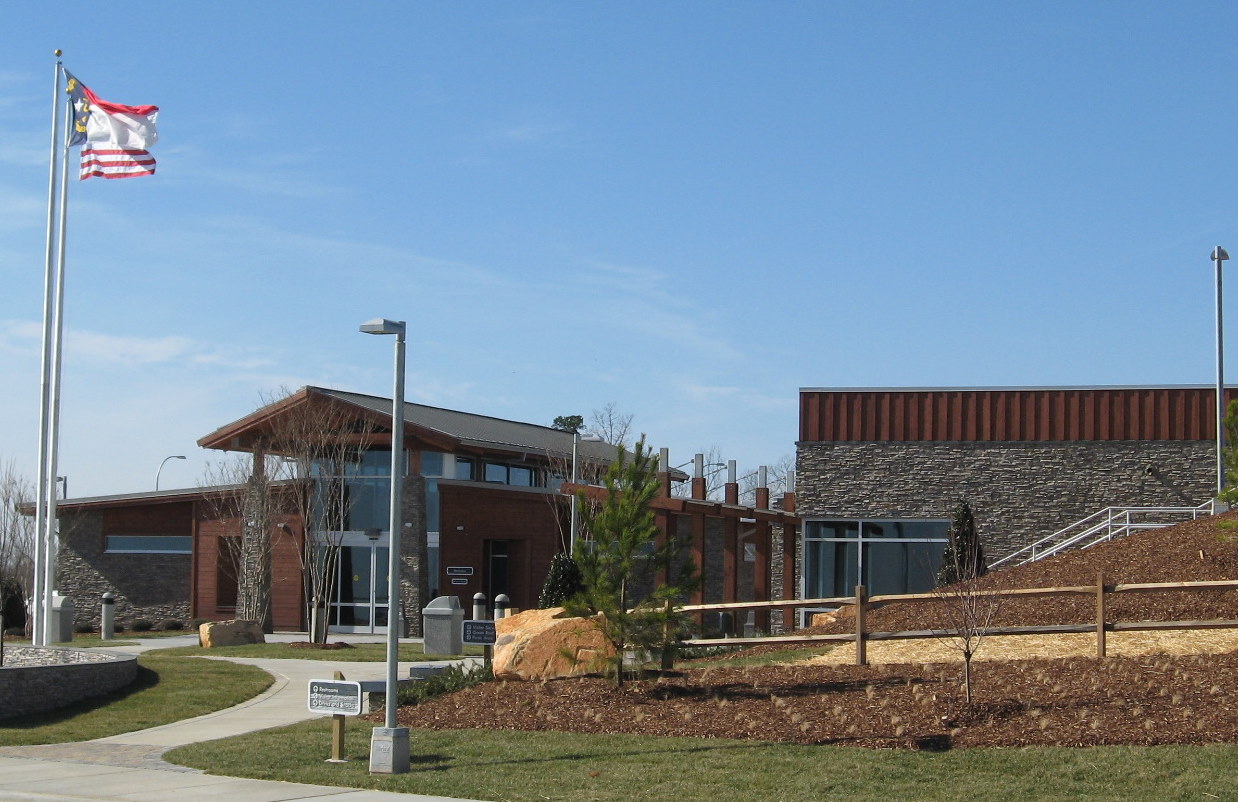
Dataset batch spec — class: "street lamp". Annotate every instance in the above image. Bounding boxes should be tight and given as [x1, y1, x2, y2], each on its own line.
[359, 317, 409, 775]
[1215, 246, 1230, 498]
[569, 430, 603, 556]
[155, 455, 186, 491]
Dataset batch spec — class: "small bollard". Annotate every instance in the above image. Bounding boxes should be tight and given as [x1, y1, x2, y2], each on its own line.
[473, 593, 492, 667]
[101, 592, 115, 640]
[494, 593, 511, 621]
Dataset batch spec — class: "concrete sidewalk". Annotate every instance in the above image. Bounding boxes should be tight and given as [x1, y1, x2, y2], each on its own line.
[0, 634, 488, 801]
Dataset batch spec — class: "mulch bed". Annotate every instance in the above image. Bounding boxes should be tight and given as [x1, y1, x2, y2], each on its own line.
[391, 514, 1238, 749]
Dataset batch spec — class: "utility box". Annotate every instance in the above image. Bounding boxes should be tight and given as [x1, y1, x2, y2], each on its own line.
[422, 595, 464, 656]
[51, 593, 74, 643]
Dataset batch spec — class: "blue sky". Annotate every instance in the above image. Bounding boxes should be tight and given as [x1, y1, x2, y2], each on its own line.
[3, 2, 1238, 497]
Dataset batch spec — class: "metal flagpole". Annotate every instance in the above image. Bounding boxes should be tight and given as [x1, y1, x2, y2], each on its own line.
[32, 52, 65, 646]
[41, 78, 74, 644]
[1215, 246, 1230, 498]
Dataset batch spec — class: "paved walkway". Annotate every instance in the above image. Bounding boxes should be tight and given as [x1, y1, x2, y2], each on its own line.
[0, 634, 488, 801]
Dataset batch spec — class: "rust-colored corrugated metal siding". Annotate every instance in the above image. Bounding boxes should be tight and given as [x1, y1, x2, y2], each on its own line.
[800, 388, 1236, 442]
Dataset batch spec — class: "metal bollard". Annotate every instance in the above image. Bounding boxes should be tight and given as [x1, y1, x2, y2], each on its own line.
[101, 592, 115, 640]
[493, 593, 510, 621]
[473, 592, 492, 667]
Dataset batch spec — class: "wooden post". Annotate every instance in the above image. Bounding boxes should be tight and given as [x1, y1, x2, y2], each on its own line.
[330, 670, 346, 762]
[854, 585, 867, 666]
[1096, 572, 1106, 658]
[661, 598, 675, 671]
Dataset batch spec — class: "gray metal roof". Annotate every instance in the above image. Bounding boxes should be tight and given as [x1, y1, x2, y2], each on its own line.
[313, 387, 621, 463]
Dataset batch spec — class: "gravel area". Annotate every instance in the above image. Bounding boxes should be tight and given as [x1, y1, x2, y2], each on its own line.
[0, 647, 116, 667]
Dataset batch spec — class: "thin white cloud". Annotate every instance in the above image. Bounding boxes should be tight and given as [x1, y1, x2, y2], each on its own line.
[488, 121, 571, 145]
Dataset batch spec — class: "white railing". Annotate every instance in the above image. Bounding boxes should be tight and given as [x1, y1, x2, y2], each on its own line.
[990, 501, 1215, 569]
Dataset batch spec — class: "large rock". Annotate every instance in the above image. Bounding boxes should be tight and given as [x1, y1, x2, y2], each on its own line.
[199, 619, 265, 648]
[492, 607, 615, 681]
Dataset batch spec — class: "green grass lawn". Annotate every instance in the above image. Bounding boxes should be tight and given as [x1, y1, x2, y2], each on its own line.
[166, 720, 1238, 802]
[154, 641, 482, 661]
[0, 654, 271, 745]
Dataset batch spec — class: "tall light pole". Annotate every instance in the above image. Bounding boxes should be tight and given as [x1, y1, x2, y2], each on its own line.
[359, 317, 409, 775]
[1215, 246, 1230, 498]
[155, 455, 186, 491]
[568, 430, 602, 556]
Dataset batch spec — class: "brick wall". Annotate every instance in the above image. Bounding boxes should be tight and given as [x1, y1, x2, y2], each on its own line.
[796, 440, 1216, 559]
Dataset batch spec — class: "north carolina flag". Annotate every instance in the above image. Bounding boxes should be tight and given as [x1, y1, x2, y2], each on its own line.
[65, 70, 158, 180]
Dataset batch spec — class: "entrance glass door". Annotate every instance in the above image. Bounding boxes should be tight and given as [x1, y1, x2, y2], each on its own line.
[328, 531, 390, 634]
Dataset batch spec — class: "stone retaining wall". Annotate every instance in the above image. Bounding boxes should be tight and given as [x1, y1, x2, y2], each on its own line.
[0, 648, 138, 719]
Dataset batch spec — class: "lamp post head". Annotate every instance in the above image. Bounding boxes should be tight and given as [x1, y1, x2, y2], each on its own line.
[1214, 247, 1229, 263]
[359, 318, 406, 337]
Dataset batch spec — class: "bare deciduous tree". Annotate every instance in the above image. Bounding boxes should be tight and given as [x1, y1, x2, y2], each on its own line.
[930, 502, 1001, 705]
[590, 402, 634, 448]
[0, 461, 36, 635]
[200, 388, 378, 641]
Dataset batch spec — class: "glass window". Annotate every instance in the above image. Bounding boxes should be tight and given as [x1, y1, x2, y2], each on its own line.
[105, 535, 192, 554]
[455, 457, 474, 480]
[803, 519, 948, 599]
[420, 451, 445, 477]
[484, 463, 508, 483]
[508, 466, 533, 486]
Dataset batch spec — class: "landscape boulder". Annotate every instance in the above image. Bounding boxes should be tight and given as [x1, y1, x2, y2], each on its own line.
[199, 619, 265, 648]
[492, 607, 615, 681]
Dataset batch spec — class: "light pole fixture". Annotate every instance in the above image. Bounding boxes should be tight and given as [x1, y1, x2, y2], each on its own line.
[1215, 246, 1230, 498]
[155, 455, 186, 491]
[569, 430, 603, 556]
[359, 317, 409, 775]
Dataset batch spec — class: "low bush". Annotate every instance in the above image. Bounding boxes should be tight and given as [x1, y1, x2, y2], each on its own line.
[73, 622, 95, 634]
[188, 618, 212, 629]
[396, 662, 492, 707]
[161, 619, 185, 631]
[132, 619, 155, 632]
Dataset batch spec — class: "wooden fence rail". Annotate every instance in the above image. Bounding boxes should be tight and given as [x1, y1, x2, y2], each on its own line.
[676, 576, 1238, 664]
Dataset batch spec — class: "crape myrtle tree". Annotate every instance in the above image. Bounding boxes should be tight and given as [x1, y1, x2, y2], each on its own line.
[566, 435, 699, 688]
[202, 389, 378, 641]
[932, 500, 1000, 705]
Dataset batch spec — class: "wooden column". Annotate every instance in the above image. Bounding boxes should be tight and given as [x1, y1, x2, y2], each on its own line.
[722, 481, 739, 634]
[753, 485, 771, 632]
[780, 491, 797, 631]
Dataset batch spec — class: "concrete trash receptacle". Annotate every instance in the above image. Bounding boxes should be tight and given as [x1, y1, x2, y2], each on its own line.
[422, 595, 464, 656]
[51, 593, 74, 643]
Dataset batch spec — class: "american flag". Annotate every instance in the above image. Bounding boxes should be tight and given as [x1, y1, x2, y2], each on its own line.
[80, 145, 156, 180]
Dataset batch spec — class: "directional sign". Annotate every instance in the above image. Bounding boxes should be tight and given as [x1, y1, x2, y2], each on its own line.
[462, 619, 497, 645]
[308, 679, 362, 716]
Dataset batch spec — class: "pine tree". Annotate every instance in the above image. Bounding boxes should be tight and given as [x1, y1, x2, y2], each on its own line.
[538, 552, 583, 608]
[567, 435, 698, 687]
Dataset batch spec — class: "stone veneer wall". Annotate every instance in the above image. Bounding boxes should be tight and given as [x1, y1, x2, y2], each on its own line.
[796, 440, 1217, 559]
[0, 649, 137, 719]
[58, 511, 191, 629]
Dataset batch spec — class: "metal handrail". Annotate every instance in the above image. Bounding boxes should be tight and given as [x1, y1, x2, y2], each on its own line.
[990, 501, 1214, 569]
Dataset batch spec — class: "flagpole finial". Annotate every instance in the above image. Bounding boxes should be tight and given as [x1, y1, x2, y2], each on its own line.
[53, 49, 62, 57]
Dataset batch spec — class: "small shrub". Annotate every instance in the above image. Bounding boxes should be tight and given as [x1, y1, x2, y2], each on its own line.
[396, 662, 492, 707]
[188, 618, 212, 628]
[73, 622, 94, 634]
[132, 618, 155, 632]
[161, 619, 185, 631]
[4, 626, 24, 637]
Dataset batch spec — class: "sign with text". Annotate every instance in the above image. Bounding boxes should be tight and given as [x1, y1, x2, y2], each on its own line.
[462, 619, 497, 645]
[307, 679, 362, 716]
[446, 566, 474, 576]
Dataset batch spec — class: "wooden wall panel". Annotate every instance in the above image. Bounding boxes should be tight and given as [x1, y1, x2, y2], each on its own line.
[800, 387, 1238, 443]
